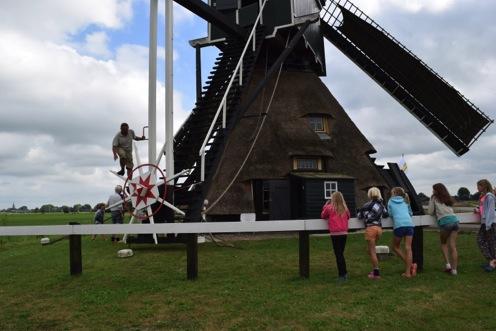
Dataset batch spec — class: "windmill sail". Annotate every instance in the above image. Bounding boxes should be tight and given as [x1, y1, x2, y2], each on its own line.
[321, 1, 493, 156]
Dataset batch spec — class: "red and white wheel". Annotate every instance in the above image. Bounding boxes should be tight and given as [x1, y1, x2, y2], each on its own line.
[123, 163, 167, 220]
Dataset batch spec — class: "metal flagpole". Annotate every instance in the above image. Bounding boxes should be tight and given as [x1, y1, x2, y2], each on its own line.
[165, 0, 174, 178]
[148, 0, 158, 164]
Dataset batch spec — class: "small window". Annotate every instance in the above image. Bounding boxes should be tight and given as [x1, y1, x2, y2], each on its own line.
[307, 115, 330, 134]
[293, 0, 320, 18]
[293, 158, 322, 170]
[324, 181, 338, 199]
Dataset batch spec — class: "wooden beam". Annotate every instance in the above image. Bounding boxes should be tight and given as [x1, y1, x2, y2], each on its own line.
[299, 231, 310, 278]
[68, 222, 82, 276]
[173, 0, 246, 39]
[412, 226, 424, 272]
[187, 233, 198, 280]
[0, 213, 480, 236]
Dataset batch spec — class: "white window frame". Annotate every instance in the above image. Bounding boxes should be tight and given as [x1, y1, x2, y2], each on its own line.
[308, 116, 325, 132]
[324, 181, 338, 199]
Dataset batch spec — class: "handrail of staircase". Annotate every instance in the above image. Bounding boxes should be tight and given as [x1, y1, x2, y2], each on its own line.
[199, 0, 269, 182]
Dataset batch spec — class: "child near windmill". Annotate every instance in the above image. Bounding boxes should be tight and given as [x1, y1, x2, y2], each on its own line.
[388, 187, 417, 278]
[358, 187, 389, 279]
[321, 192, 350, 281]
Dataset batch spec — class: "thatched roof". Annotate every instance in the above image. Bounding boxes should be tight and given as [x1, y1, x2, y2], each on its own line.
[206, 69, 389, 215]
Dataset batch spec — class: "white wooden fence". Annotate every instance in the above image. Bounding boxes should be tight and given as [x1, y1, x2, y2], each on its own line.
[0, 213, 479, 236]
[0, 213, 480, 280]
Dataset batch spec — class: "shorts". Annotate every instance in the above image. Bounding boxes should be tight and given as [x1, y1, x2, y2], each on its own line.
[365, 226, 383, 241]
[117, 147, 134, 169]
[440, 222, 459, 233]
[111, 210, 123, 224]
[393, 226, 414, 238]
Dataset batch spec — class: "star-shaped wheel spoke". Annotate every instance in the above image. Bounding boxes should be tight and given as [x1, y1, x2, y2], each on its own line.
[110, 141, 185, 245]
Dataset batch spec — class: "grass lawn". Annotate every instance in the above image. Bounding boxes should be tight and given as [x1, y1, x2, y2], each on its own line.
[1, 215, 495, 330]
[0, 212, 130, 226]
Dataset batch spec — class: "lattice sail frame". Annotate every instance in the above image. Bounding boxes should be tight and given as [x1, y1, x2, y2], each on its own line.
[320, 0, 493, 153]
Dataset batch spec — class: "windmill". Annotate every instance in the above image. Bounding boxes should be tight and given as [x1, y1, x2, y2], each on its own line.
[126, 0, 492, 242]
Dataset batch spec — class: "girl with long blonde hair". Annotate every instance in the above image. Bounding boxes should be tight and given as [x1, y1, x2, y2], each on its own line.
[358, 187, 388, 279]
[321, 192, 350, 281]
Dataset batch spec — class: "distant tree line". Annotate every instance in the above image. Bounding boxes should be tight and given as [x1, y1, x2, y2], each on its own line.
[418, 187, 480, 204]
[1, 203, 98, 213]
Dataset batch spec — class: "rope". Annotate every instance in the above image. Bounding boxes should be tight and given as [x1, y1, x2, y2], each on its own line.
[205, 32, 291, 214]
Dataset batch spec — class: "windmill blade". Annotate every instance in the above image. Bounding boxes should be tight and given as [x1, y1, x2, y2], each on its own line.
[173, 0, 246, 39]
[320, 1, 493, 156]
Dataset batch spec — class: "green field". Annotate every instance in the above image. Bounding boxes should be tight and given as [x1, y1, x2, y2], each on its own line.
[0, 212, 131, 226]
[1, 214, 496, 330]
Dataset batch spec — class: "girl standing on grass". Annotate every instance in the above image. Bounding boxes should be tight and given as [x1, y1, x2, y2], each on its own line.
[474, 179, 496, 272]
[388, 187, 416, 278]
[428, 183, 459, 275]
[358, 187, 388, 280]
[321, 192, 350, 281]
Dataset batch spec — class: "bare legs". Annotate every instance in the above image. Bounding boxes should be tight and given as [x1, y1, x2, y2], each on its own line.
[440, 230, 458, 272]
[393, 235, 413, 277]
[367, 239, 379, 270]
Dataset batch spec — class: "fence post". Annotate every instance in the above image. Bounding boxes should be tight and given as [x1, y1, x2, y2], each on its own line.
[299, 231, 310, 278]
[187, 233, 198, 280]
[69, 222, 82, 276]
[412, 226, 424, 272]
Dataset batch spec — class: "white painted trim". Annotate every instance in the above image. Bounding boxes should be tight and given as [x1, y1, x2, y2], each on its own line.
[324, 181, 338, 199]
[0, 213, 481, 236]
[165, 0, 174, 177]
[148, 0, 158, 164]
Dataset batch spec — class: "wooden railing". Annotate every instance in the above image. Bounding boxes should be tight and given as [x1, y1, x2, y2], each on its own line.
[0, 213, 480, 279]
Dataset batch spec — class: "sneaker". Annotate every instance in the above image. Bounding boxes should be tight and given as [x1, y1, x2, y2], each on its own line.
[117, 169, 125, 176]
[368, 272, 381, 280]
[450, 269, 458, 276]
[338, 274, 348, 282]
[484, 265, 495, 272]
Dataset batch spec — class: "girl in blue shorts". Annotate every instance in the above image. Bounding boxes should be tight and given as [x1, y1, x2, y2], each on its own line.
[388, 187, 416, 278]
[428, 183, 459, 275]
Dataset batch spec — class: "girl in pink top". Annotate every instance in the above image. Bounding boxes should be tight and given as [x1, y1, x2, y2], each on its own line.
[321, 192, 351, 281]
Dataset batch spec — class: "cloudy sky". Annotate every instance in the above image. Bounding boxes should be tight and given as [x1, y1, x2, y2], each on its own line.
[0, 0, 494, 209]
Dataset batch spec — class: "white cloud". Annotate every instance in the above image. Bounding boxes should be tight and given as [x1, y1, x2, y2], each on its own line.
[349, 0, 456, 16]
[0, 0, 133, 41]
[0, 29, 190, 208]
[82, 31, 112, 58]
[115, 44, 179, 72]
